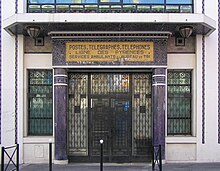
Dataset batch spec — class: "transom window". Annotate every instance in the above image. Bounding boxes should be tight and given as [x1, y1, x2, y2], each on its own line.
[167, 70, 192, 135]
[27, 0, 193, 13]
[29, 0, 192, 4]
[28, 70, 53, 135]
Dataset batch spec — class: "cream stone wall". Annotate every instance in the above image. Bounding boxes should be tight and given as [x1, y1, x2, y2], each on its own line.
[2, 0, 20, 163]
[23, 137, 54, 163]
[166, 144, 196, 161]
[2, 0, 16, 147]
[195, 0, 219, 162]
[23, 53, 53, 163]
[167, 53, 196, 162]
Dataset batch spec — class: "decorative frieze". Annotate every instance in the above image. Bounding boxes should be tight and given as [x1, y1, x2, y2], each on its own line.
[54, 68, 68, 86]
[152, 74, 166, 86]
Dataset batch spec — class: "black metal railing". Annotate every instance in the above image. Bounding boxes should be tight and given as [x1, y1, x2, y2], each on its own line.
[152, 145, 162, 171]
[49, 143, 52, 171]
[27, 3, 193, 13]
[1, 144, 19, 171]
[100, 139, 104, 171]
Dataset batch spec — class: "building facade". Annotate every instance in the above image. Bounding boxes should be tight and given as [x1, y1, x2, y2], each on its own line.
[1, 0, 220, 164]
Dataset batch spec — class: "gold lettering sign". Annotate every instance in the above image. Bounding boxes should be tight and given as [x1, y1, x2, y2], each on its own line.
[66, 42, 154, 62]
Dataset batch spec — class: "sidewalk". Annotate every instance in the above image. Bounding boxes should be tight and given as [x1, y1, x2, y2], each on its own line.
[18, 162, 220, 171]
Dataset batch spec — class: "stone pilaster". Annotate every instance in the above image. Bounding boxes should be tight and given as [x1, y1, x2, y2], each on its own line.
[54, 68, 68, 163]
[152, 68, 166, 159]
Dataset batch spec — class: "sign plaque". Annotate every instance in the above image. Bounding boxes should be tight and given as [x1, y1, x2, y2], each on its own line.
[66, 42, 154, 62]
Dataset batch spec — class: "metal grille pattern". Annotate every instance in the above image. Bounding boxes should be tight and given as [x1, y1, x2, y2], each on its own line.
[68, 72, 152, 159]
[90, 73, 131, 157]
[132, 73, 152, 155]
[91, 98, 110, 156]
[111, 99, 130, 156]
[68, 73, 88, 155]
[91, 73, 129, 94]
[28, 70, 53, 135]
[167, 70, 191, 135]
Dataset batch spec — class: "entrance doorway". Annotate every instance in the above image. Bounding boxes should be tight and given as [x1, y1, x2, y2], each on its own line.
[68, 72, 152, 162]
[91, 97, 131, 161]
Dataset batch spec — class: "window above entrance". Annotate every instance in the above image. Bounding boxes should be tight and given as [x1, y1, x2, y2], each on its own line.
[27, 0, 193, 13]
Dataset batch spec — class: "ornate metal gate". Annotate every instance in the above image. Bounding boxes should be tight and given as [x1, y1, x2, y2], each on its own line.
[68, 72, 152, 162]
[68, 73, 88, 156]
[132, 73, 152, 157]
[90, 73, 131, 161]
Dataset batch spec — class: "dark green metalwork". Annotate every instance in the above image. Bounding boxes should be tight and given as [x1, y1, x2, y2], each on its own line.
[68, 73, 88, 156]
[91, 73, 130, 94]
[68, 72, 152, 161]
[90, 98, 131, 158]
[167, 70, 192, 135]
[132, 73, 152, 156]
[28, 70, 53, 135]
[90, 73, 131, 159]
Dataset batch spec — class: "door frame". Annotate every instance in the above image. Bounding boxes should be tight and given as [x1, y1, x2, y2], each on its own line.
[67, 70, 153, 162]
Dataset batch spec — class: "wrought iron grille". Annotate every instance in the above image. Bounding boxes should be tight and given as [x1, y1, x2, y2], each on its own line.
[90, 98, 111, 156]
[132, 73, 152, 155]
[167, 70, 192, 135]
[68, 73, 88, 155]
[68, 72, 152, 159]
[91, 73, 129, 94]
[90, 73, 131, 157]
[111, 99, 130, 156]
[27, 0, 193, 13]
[28, 70, 53, 135]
